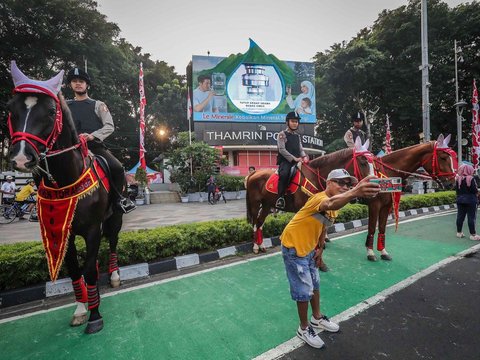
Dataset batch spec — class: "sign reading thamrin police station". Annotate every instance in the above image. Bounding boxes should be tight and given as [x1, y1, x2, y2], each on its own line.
[191, 39, 323, 174]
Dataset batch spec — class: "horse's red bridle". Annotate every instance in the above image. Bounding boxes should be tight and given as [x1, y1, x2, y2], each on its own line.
[373, 143, 457, 183]
[422, 144, 458, 179]
[8, 83, 63, 155]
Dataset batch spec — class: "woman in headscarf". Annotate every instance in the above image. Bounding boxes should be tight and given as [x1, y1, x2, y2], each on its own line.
[455, 164, 480, 240]
[286, 80, 315, 115]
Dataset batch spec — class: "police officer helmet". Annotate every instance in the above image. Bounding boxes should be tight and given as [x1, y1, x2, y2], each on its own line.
[352, 112, 365, 122]
[27, 178, 35, 183]
[286, 111, 301, 122]
[67, 68, 91, 85]
[6, 176, 13, 180]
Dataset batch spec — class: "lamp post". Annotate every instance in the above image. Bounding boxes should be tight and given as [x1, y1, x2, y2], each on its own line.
[364, 106, 379, 151]
[454, 39, 467, 164]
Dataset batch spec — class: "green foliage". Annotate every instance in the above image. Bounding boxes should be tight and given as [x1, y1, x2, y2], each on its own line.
[0, 0, 186, 171]
[216, 174, 246, 191]
[134, 167, 148, 186]
[167, 134, 226, 194]
[0, 191, 456, 290]
[315, 0, 480, 152]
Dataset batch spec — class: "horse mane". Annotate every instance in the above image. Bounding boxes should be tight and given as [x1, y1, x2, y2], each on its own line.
[381, 141, 434, 162]
[308, 148, 354, 169]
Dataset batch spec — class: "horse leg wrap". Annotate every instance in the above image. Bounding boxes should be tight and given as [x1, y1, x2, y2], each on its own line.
[377, 233, 386, 251]
[365, 234, 374, 249]
[87, 285, 100, 310]
[72, 278, 87, 303]
[109, 252, 119, 274]
[255, 229, 263, 245]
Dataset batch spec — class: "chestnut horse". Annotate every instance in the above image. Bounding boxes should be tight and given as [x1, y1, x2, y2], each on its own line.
[7, 61, 124, 334]
[364, 134, 457, 261]
[246, 137, 374, 253]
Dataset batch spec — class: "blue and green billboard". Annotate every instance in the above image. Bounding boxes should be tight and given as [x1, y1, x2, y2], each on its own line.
[192, 39, 315, 123]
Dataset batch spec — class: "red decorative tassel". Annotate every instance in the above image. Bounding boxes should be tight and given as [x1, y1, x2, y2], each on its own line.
[72, 277, 87, 303]
[87, 284, 100, 310]
[377, 233, 386, 251]
[392, 192, 402, 232]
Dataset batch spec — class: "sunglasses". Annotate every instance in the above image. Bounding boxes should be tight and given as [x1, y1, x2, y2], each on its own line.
[331, 179, 352, 187]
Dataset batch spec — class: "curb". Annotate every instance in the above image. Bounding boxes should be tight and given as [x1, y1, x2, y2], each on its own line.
[0, 204, 457, 309]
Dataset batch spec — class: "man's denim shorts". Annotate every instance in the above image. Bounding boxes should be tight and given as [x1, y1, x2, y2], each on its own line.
[281, 245, 319, 302]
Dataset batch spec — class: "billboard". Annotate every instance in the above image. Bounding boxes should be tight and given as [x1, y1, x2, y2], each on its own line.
[192, 39, 316, 124]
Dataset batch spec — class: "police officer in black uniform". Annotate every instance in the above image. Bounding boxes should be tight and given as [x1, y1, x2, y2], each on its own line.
[66, 67, 135, 213]
[276, 111, 309, 209]
[344, 112, 367, 148]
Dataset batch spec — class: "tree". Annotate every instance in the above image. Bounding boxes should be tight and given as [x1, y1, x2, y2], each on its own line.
[0, 0, 186, 171]
[167, 132, 226, 195]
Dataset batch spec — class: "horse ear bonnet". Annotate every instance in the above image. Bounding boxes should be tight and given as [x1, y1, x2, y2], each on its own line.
[67, 68, 91, 84]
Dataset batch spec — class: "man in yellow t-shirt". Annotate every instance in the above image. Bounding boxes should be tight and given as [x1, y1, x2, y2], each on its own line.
[280, 169, 380, 349]
[15, 178, 37, 213]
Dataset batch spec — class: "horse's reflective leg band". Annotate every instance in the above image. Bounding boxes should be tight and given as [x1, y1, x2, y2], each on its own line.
[109, 252, 119, 273]
[365, 234, 374, 249]
[87, 284, 100, 310]
[72, 278, 87, 303]
[377, 233, 386, 251]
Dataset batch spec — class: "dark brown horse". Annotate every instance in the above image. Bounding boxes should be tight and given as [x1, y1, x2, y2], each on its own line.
[246, 137, 374, 253]
[7, 61, 124, 334]
[364, 134, 457, 261]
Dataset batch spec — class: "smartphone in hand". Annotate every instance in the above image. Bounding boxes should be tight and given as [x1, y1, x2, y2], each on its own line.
[369, 177, 402, 192]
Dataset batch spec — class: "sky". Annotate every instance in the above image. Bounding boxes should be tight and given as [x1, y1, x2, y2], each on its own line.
[96, 0, 465, 75]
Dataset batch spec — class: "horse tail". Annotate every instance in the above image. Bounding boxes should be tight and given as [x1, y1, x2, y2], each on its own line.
[245, 173, 254, 224]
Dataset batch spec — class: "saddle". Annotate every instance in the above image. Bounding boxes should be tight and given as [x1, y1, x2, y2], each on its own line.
[266, 165, 301, 195]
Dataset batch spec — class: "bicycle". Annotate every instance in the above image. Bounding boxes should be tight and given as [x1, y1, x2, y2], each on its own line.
[210, 186, 227, 205]
[0, 201, 37, 224]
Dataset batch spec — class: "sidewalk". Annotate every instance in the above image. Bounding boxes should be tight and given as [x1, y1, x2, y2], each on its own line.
[0, 200, 247, 245]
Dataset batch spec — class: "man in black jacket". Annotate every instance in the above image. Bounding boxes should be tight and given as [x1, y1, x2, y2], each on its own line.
[276, 111, 309, 209]
[67, 67, 135, 213]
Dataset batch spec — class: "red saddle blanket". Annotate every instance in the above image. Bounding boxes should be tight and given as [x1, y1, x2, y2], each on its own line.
[265, 171, 301, 195]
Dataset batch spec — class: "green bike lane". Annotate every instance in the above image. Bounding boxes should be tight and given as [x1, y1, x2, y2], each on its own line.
[0, 211, 475, 360]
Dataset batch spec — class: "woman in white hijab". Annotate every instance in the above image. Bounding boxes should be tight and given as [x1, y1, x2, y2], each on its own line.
[286, 80, 315, 114]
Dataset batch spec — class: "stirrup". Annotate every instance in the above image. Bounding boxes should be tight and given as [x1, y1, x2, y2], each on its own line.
[118, 198, 136, 214]
[275, 197, 285, 209]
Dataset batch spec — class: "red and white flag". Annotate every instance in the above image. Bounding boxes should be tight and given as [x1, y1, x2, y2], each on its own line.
[187, 87, 192, 120]
[385, 115, 392, 154]
[139, 62, 147, 170]
[472, 79, 480, 169]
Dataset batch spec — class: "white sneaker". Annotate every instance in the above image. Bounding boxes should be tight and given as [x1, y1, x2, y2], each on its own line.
[310, 315, 340, 333]
[456, 232, 465, 238]
[297, 325, 324, 348]
[469, 234, 480, 241]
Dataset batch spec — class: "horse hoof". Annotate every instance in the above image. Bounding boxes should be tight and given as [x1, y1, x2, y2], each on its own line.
[253, 243, 259, 254]
[367, 255, 377, 262]
[84, 318, 104, 334]
[325, 237, 330, 243]
[70, 314, 87, 327]
[381, 254, 392, 261]
[259, 246, 266, 253]
[110, 279, 121, 288]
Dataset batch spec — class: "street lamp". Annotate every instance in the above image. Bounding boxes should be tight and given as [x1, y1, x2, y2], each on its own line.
[364, 106, 379, 151]
[454, 39, 467, 164]
[455, 100, 468, 164]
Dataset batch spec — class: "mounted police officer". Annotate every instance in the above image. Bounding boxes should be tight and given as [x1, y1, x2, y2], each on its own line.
[344, 111, 367, 148]
[66, 67, 135, 213]
[276, 111, 309, 209]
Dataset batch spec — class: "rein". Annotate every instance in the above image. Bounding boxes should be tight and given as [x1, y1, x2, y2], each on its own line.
[300, 149, 374, 193]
